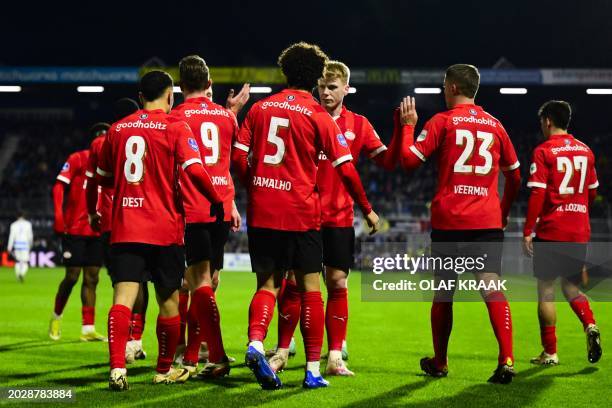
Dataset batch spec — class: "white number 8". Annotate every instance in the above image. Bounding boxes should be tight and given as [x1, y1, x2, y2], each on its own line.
[124, 135, 146, 183]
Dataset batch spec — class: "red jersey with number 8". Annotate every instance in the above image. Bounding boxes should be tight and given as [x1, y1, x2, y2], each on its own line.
[409, 104, 519, 230]
[527, 134, 597, 242]
[235, 89, 354, 231]
[97, 109, 203, 245]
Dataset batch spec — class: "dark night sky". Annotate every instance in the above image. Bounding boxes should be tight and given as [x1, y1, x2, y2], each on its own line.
[2, 0, 612, 68]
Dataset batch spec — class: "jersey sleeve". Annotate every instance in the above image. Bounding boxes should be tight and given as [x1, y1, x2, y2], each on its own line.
[410, 114, 445, 162]
[526, 147, 549, 189]
[498, 125, 520, 171]
[171, 121, 203, 170]
[86, 139, 99, 178]
[587, 152, 599, 190]
[56, 153, 79, 185]
[360, 116, 387, 159]
[234, 107, 254, 153]
[315, 112, 353, 167]
[96, 132, 114, 179]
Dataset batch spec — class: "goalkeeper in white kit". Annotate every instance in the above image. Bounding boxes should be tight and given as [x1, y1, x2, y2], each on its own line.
[8, 212, 33, 282]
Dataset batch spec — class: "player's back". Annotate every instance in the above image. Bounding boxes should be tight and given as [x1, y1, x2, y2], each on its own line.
[103, 109, 193, 245]
[415, 104, 519, 230]
[528, 135, 597, 242]
[87, 135, 113, 233]
[59, 149, 97, 236]
[9, 219, 32, 250]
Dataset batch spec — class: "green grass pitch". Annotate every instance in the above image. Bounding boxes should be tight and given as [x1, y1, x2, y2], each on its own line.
[0, 267, 610, 407]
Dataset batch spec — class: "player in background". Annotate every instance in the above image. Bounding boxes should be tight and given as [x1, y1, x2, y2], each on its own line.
[523, 100, 602, 366]
[91, 70, 223, 391]
[86, 98, 148, 364]
[49, 123, 109, 342]
[232, 42, 379, 390]
[395, 64, 521, 383]
[7, 211, 33, 282]
[268, 61, 403, 376]
[170, 55, 244, 378]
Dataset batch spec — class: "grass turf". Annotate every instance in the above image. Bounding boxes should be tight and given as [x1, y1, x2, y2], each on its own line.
[0, 267, 610, 407]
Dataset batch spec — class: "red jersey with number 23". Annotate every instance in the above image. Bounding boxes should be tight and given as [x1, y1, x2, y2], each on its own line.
[235, 89, 354, 231]
[86, 135, 113, 233]
[409, 104, 519, 230]
[97, 109, 203, 246]
[317, 106, 386, 227]
[527, 134, 598, 242]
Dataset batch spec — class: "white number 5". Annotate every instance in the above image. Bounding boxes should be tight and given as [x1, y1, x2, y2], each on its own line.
[263, 116, 289, 165]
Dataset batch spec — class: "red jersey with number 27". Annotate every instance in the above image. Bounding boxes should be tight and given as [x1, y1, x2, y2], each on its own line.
[56, 150, 99, 237]
[86, 135, 113, 233]
[527, 134, 598, 242]
[235, 89, 354, 231]
[409, 104, 519, 230]
[317, 106, 386, 227]
[97, 109, 203, 246]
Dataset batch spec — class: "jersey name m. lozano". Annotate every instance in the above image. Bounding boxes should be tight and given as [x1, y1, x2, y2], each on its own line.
[235, 89, 354, 231]
[317, 106, 386, 228]
[171, 97, 237, 224]
[527, 134, 598, 242]
[409, 103, 519, 230]
[97, 109, 203, 246]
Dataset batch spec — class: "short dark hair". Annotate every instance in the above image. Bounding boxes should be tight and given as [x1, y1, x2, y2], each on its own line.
[278, 42, 329, 90]
[179, 55, 210, 92]
[113, 98, 139, 121]
[445, 64, 480, 98]
[538, 100, 572, 130]
[89, 122, 110, 138]
[139, 70, 173, 102]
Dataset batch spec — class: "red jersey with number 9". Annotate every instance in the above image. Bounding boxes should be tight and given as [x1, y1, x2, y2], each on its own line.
[527, 134, 598, 242]
[97, 109, 203, 245]
[171, 97, 237, 224]
[235, 89, 354, 231]
[409, 104, 519, 230]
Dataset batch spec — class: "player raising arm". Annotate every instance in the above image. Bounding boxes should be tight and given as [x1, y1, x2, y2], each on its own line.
[91, 70, 223, 391]
[523, 100, 601, 366]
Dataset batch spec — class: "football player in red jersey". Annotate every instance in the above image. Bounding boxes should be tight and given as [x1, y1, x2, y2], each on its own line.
[396, 64, 521, 383]
[232, 42, 379, 390]
[91, 70, 224, 391]
[49, 123, 109, 342]
[86, 98, 149, 364]
[269, 61, 402, 376]
[169, 55, 244, 378]
[523, 100, 601, 366]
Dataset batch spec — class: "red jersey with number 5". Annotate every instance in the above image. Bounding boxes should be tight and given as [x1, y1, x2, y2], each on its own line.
[86, 135, 113, 233]
[235, 89, 354, 231]
[317, 106, 386, 227]
[171, 97, 237, 224]
[527, 134, 597, 242]
[56, 150, 99, 237]
[409, 104, 519, 230]
[97, 109, 203, 245]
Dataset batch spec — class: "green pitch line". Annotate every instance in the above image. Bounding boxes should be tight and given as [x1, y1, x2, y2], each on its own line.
[0, 267, 610, 407]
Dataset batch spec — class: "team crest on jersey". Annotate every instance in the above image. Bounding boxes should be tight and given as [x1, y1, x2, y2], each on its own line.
[139, 113, 148, 120]
[344, 130, 356, 141]
[201, 103, 208, 109]
[62, 162, 70, 171]
[564, 139, 571, 145]
[188, 138, 199, 152]
[337, 134, 348, 147]
[416, 130, 428, 142]
[530, 163, 537, 175]
[469, 109, 478, 116]
[287, 95, 295, 101]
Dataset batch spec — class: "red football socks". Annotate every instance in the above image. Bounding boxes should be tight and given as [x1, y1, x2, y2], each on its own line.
[108, 304, 131, 369]
[541, 325, 557, 354]
[183, 303, 201, 364]
[569, 294, 596, 329]
[82, 306, 95, 326]
[485, 291, 514, 365]
[277, 280, 301, 349]
[326, 288, 348, 352]
[156, 315, 181, 374]
[130, 313, 144, 341]
[301, 291, 324, 362]
[193, 286, 226, 363]
[248, 290, 276, 342]
[431, 301, 453, 368]
[54, 294, 69, 316]
[178, 291, 189, 346]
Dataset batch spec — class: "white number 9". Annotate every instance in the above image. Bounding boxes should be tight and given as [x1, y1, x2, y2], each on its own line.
[200, 122, 219, 165]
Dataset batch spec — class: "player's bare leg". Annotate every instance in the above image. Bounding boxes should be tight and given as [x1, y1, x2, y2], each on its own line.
[421, 274, 454, 378]
[325, 266, 353, 376]
[269, 270, 299, 372]
[80, 266, 106, 341]
[561, 277, 601, 363]
[126, 284, 148, 363]
[49, 266, 81, 340]
[531, 279, 559, 365]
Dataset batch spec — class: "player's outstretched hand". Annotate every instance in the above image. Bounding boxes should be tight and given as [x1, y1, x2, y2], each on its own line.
[88, 213, 101, 232]
[226, 83, 251, 115]
[400, 96, 418, 126]
[522, 235, 534, 258]
[365, 210, 380, 235]
[210, 202, 225, 224]
[230, 205, 242, 232]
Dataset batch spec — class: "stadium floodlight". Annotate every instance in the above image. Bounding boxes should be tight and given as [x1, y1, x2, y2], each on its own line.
[348, 87, 357, 94]
[586, 88, 612, 95]
[173, 86, 182, 93]
[250, 86, 273, 94]
[0, 86, 21, 92]
[499, 87, 527, 95]
[77, 86, 104, 93]
[414, 87, 442, 94]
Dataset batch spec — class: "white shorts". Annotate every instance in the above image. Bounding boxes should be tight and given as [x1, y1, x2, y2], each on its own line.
[13, 250, 30, 263]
